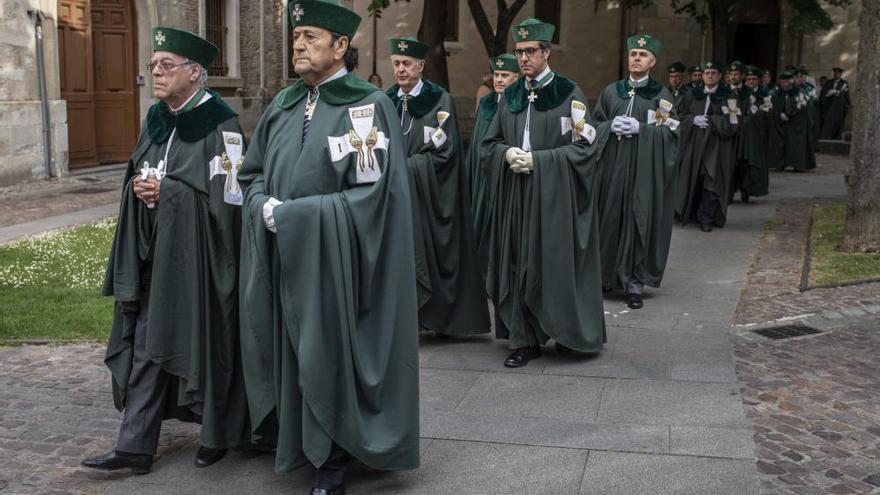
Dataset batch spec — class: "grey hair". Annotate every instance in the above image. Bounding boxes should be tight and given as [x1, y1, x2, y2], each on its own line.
[194, 62, 208, 86]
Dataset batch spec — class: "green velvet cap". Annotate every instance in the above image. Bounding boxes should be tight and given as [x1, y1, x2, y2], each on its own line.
[491, 54, 519, 73]
[832, 67, 844, 73]
[389, 37, 429, 59]
[700, 60, 721, 72]
[668, 62, 686, 74]
[727, 60, 745, 73]
[288, 0, 361, 39]
[512, 18, 555, 43]
[688, 65, 702, 74]
[778, 71, 794, 80]
[151, 27, 218, 68]
[745, 65, 761, 77]
[627, 34, 661, 57]
[795, 66, 809, 75]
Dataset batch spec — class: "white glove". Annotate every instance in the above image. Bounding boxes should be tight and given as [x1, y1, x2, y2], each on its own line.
[693, 115, 710, 128]
[262, 197, 282, 233]
[506, 147, 531, 174]
[779, 113, 789, 123]
[610, 116, 626, 134]
[622, 117, 640, 135]
[513, 151, 534, 172]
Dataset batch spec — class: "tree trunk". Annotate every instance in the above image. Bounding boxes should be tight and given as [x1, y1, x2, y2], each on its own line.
[841, 0, 880, 252]
[418, 0, 449, 89]
[466, 0, 528, 58]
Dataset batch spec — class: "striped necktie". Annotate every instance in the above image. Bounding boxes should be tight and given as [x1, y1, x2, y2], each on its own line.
[302, 86, 319, 142]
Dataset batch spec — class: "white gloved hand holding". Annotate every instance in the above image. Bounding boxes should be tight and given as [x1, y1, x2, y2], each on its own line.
[779, 113, 789, 123]
[262, 197, 283, 233]
[506, 147, 531, 173]
[513, 151, 534, 173]
[611, 116, 626, 135]
[693, 115, 710, 128]
[622, 117, 641, 135]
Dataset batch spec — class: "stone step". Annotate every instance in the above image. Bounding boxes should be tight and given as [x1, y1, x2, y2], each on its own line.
[817, 139, 850, 155]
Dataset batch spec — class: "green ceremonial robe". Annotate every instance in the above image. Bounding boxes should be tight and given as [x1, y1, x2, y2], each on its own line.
[740, 86, 772, 196]
[776, 86, 816, 171]
[804, 83, 820, 151]
[480, 72, 608, 352]
[675, 85, 739, 226]
[593, 78, 679, 290]
[103, 91, 250, 449]
[386, 79, 489, 336]
[238, 73, 420, 473]
[466, 92, 500, 274]
[668, 85, 686, 111]
[819, 78, 851, 140]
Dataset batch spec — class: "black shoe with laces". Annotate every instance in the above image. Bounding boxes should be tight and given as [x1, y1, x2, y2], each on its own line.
[504, 346, 542, 368]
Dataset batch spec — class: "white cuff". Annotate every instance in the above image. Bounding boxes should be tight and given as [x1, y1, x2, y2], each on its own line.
[262, 197, 282, 233]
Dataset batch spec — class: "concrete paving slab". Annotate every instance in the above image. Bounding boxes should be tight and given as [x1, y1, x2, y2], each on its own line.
[455, 372, 605, 421]
[580, 451, 760, 495]
[596, 379, 748, 428]
[418, 334, 547, 374]
[419, 368, 481, 413]
[669, 426, 756, 459]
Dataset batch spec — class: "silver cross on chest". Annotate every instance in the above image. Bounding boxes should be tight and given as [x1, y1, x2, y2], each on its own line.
[527, 91, 538, 103]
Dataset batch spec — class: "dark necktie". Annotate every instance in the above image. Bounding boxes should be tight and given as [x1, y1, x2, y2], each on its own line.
[302, 87, 319, 142]
[530, 79, 539, 89]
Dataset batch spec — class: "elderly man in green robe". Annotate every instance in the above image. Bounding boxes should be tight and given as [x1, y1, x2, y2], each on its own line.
[675, 60, 739, 232]
[385, 36, 489, 337]
[593, 34, 679, 310]
[819, 67, 851, 140]
[237, 2, 419, 493]
[481, 18, 607, 368]
[82, 27, 249, 475]
[739, 65, 772, 198]
[467, 54, 520, 274]
[773, 71, 816, 172]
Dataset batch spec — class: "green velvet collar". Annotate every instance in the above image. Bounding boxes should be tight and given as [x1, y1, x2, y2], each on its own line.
[504, 72, 575, 113]
[690, 84, 733, 103]
[146, 89, 237, 144]
[275, 72, 380, 109]
[386, 79, 445, 118]
[477, 93, 499, 122]
[614, 78, 665, 99]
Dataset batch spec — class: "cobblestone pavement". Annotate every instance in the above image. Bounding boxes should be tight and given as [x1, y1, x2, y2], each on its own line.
[0, 171, 123, 228]
[733, 315, 880, 495]
[733, 198, 880, 326]
[0, 344, 197, 495]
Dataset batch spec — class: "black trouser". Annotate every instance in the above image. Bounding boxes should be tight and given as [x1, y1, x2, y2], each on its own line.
[731, 159, 749, 198]
[697, 189, 721, 227]
[313, 443, 350, 490]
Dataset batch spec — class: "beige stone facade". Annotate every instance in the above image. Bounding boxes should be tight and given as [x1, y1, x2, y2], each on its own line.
[0, 0, 862, 186]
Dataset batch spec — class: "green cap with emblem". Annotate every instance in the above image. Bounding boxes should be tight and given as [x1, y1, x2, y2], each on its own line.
[727, 60, 745, 73]
[151, 27, 219, 68]
[288, 0, 362, 39]
[389, 37, 429, 59]
[833, 67, 844, 73]
[795, 65, 809, 76]
[745, 65, 761, 77]
[688, 65, 702, 74]
[668, 62, 686, 74]
[700, 60, 721, 72]
[778, 71, 794, 80]
[627, 34, 661, 57]
[511, 18, 555, 43]
[491, 54, 519, 72]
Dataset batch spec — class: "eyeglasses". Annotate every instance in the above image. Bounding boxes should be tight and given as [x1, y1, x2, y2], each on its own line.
[147, 60, 194, 73]
[513, 47, 544, 58]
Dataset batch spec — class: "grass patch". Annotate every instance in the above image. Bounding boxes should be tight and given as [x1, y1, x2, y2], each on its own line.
[0, 219, 115, 343]
[809, 202, 880, 287]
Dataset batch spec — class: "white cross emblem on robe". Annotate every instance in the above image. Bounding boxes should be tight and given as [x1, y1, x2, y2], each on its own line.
[155, 31, 166, 46]
[528, 91, 538, 103]
[398, 41, 408, 51]
[722, 99, 741, 124]
[292, 4, 305, 21]
[518, 28, 529, 38]
[638, 37, 647, 47]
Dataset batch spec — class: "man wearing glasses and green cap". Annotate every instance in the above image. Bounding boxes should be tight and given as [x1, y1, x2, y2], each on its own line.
[481, 18, 608, 368]
[83, 26, 250, 474]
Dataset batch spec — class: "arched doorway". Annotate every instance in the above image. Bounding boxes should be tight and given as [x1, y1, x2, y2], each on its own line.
[58, 0, 139, 169]
[731, 0, 780, 74]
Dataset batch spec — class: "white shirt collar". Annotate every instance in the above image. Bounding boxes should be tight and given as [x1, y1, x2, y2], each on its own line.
[704, 84, 718, 94]
[169, 87, 212, 113]
[529, 65, 553, 88]
[629, 74, 649, 85]
[731, 84, 742, 90]
[316, 66, 348, 87]
[398, 78, 424, 98]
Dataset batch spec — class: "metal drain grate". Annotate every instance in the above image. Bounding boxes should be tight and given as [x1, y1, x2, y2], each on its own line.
[753, 324, 823, 340]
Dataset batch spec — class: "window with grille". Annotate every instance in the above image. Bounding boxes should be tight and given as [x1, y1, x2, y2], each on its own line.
[535, 0, 561, 44]
[205, 0, 228, 76]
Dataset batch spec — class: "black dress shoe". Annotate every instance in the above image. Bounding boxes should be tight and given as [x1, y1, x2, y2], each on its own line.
[194, 446, 227, 468]
[504, 346, 541, 368]
[699, 223, 712, 233]
[310, 488, 345, 495]
[627, 293, 644, 310]
[81, 450, 152, 474]
[555, 342, 574, 354]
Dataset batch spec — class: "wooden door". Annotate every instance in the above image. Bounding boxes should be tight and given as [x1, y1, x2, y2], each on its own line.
[59, 0, 97, 168]
[91, 0, 138, 163]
